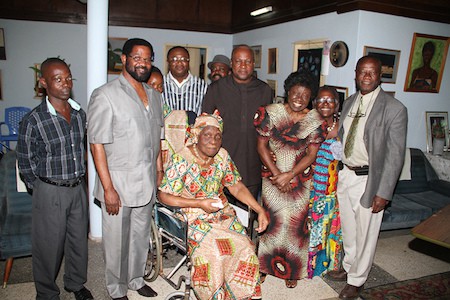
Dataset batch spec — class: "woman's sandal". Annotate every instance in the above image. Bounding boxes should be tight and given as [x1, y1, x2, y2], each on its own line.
[259, 273, 267, 284]
[285, 279, 297, 288]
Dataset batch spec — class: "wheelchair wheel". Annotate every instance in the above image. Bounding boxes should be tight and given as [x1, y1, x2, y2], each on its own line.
[144, 217, 161, 282]
[165, 291, 194, 300]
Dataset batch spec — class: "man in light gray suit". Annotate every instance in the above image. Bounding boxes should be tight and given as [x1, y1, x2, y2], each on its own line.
[88, 38, 163, 300]
[327, 56, 407, 299]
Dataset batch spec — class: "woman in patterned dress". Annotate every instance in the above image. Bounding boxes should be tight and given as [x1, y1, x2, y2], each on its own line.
[308, 86, 343, 278]
[158, 111, 269, 300]
[254, 71, 326, 288]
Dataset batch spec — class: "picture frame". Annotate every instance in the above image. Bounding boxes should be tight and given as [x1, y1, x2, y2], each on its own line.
[385, 91, 396, 97]
[326, 85, 348, 113]
[425, 111, 449, 153]
[108, 37, 127, 74]
[363, 46, 400, 84]
[0, 28, 5, 60]
[32, 63, 45, 99]
[268, 48, 277, 74]
[266, 79, 277, 102]
[404, 33, 449, 93]
[251, 45, 262, 68]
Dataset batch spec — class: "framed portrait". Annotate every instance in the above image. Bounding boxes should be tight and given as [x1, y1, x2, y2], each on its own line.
[404, 33, 449, 93]
[251, 45, 262, 68]
[425, 112, 449, 153]
[326, 85, 348, 114]
[268, 48, 277, 74]
[108, 37, 127, 74]
[363, 46, 400, 84]
[32, 63, 45, 99]
[0, 28, 5, 60]
[266, 79, 277, 102]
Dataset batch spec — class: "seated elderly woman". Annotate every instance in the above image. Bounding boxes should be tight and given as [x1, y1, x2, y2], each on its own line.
[158, 110, 269, 300]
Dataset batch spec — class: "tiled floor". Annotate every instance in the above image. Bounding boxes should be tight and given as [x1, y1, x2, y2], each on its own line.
[1, 229, 449, 300]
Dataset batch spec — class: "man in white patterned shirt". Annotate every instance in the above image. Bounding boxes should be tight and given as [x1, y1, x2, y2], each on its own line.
[162, 46, 208, 116]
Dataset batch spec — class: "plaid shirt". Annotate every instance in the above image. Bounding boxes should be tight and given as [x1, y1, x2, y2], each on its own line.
[162, 72, 208, 116]
[17, 98, 86, 188]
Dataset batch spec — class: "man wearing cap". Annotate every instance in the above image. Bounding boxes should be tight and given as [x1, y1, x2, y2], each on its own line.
[208, 54, 231, 82]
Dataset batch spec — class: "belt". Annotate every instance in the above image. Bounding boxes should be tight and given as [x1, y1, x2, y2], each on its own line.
[344, 164, 369, 176]
[39, 176, 84, 187]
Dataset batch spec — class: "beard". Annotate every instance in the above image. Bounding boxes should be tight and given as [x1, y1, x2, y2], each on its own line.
[126, 63, 151, 82]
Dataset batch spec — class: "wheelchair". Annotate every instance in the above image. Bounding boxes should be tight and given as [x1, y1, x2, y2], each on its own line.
[144, 202, 195, 300]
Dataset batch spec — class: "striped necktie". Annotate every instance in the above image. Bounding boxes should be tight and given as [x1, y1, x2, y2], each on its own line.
[344, 97, 363, 158]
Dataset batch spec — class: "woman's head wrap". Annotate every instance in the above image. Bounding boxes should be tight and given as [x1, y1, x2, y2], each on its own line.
[187, 109, 223, 145]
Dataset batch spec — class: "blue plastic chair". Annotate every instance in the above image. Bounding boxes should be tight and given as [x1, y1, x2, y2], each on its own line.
[0, 107, 31, 152]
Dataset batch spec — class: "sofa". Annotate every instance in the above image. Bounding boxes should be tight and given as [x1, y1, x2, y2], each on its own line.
[381, 148, 450, 231]
[0, 150, 32, 287]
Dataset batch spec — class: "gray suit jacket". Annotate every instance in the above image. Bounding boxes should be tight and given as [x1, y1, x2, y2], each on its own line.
[88, 74, 163, 207]
[339, 88, 408, 208]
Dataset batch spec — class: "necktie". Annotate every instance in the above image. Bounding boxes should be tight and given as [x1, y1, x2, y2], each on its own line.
[344, 97, 363, 158]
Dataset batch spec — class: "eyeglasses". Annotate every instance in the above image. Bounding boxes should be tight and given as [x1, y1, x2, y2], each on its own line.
[128, 55, 153, 64]
[315, 97, 336, 104]
[169, 57, 190, 63]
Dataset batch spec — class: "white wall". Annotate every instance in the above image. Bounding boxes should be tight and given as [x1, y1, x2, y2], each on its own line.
[1, 11, 450, 151]
[0, 18, 232, 114]
[233, 11, 450, 151]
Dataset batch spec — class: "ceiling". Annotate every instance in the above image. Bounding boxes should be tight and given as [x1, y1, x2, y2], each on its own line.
[0, 0, 449, 34]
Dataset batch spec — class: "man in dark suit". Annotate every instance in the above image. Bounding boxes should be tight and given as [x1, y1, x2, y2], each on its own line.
[327, 56, 408, 299]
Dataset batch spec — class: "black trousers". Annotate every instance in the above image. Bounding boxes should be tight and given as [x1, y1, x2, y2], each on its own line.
[32, 178, 88, 300]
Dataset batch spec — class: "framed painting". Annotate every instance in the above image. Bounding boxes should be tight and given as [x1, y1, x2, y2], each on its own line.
[251, 45, 262, 68]
[108, 37, 127, 74]
[0, 28, 5, 60]
[326, 85, 348, 113]
[363, 46, 400, 84]
[0, 69, 2, 100]
[32, 63, 45, 99]
[268, 48, 277, 74]
[404, 33, 449, 93]
[425, 111, 449, 152]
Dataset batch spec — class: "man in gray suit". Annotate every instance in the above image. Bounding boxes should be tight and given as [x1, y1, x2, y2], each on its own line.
[327, 56, 407, 299]
[88, 38, 163, 300]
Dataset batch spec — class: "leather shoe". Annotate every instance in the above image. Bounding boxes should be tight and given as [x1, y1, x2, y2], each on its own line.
[64, 286, 94, 300]
[137, 284, 158, 297]
[339, 284, 363, 299]
[326, 269, 347, 281]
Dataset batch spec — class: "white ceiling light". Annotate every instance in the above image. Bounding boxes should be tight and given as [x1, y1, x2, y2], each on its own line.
[250, 6, 273, 17]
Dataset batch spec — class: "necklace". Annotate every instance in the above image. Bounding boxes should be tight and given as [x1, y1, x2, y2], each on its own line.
[192, 144, 212, 165]
[327, 119, 337, 132]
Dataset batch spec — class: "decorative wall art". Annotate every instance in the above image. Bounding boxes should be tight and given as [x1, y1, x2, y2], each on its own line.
[326, 85, 348, 114]
[268, 48, 277, 74]
[108, 37, 127, 74]
[425, 111, 449, 153]
[266, 79, 277, 102]
[404, 33, 449, 93]
[363, 46, 400, 84]
[251, 45, 262, 68]
[0, 28, 5, 60]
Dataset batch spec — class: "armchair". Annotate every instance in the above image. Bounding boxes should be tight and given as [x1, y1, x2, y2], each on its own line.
[0, 107, 31, 152]
[0, 150, 32, 288]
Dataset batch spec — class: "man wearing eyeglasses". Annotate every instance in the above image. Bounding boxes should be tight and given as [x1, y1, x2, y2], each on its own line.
[162, 46, 208, 116]
[202, 44, 272, 240]
[327, 55, 407, 300]
[88, 38, 162, 300]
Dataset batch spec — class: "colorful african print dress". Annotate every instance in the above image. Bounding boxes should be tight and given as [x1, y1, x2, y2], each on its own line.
[307, 138, 343, 278]
[254, 104, 325, 280]
[159, 146, 261, 300]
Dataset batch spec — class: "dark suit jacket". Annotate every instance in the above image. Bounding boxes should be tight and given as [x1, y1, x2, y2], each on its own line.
[339, 88, 408, 208]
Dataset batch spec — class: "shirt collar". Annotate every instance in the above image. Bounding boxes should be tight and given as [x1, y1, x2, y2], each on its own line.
[169, 72, 192, 87]
[46, 96, 81, 116]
